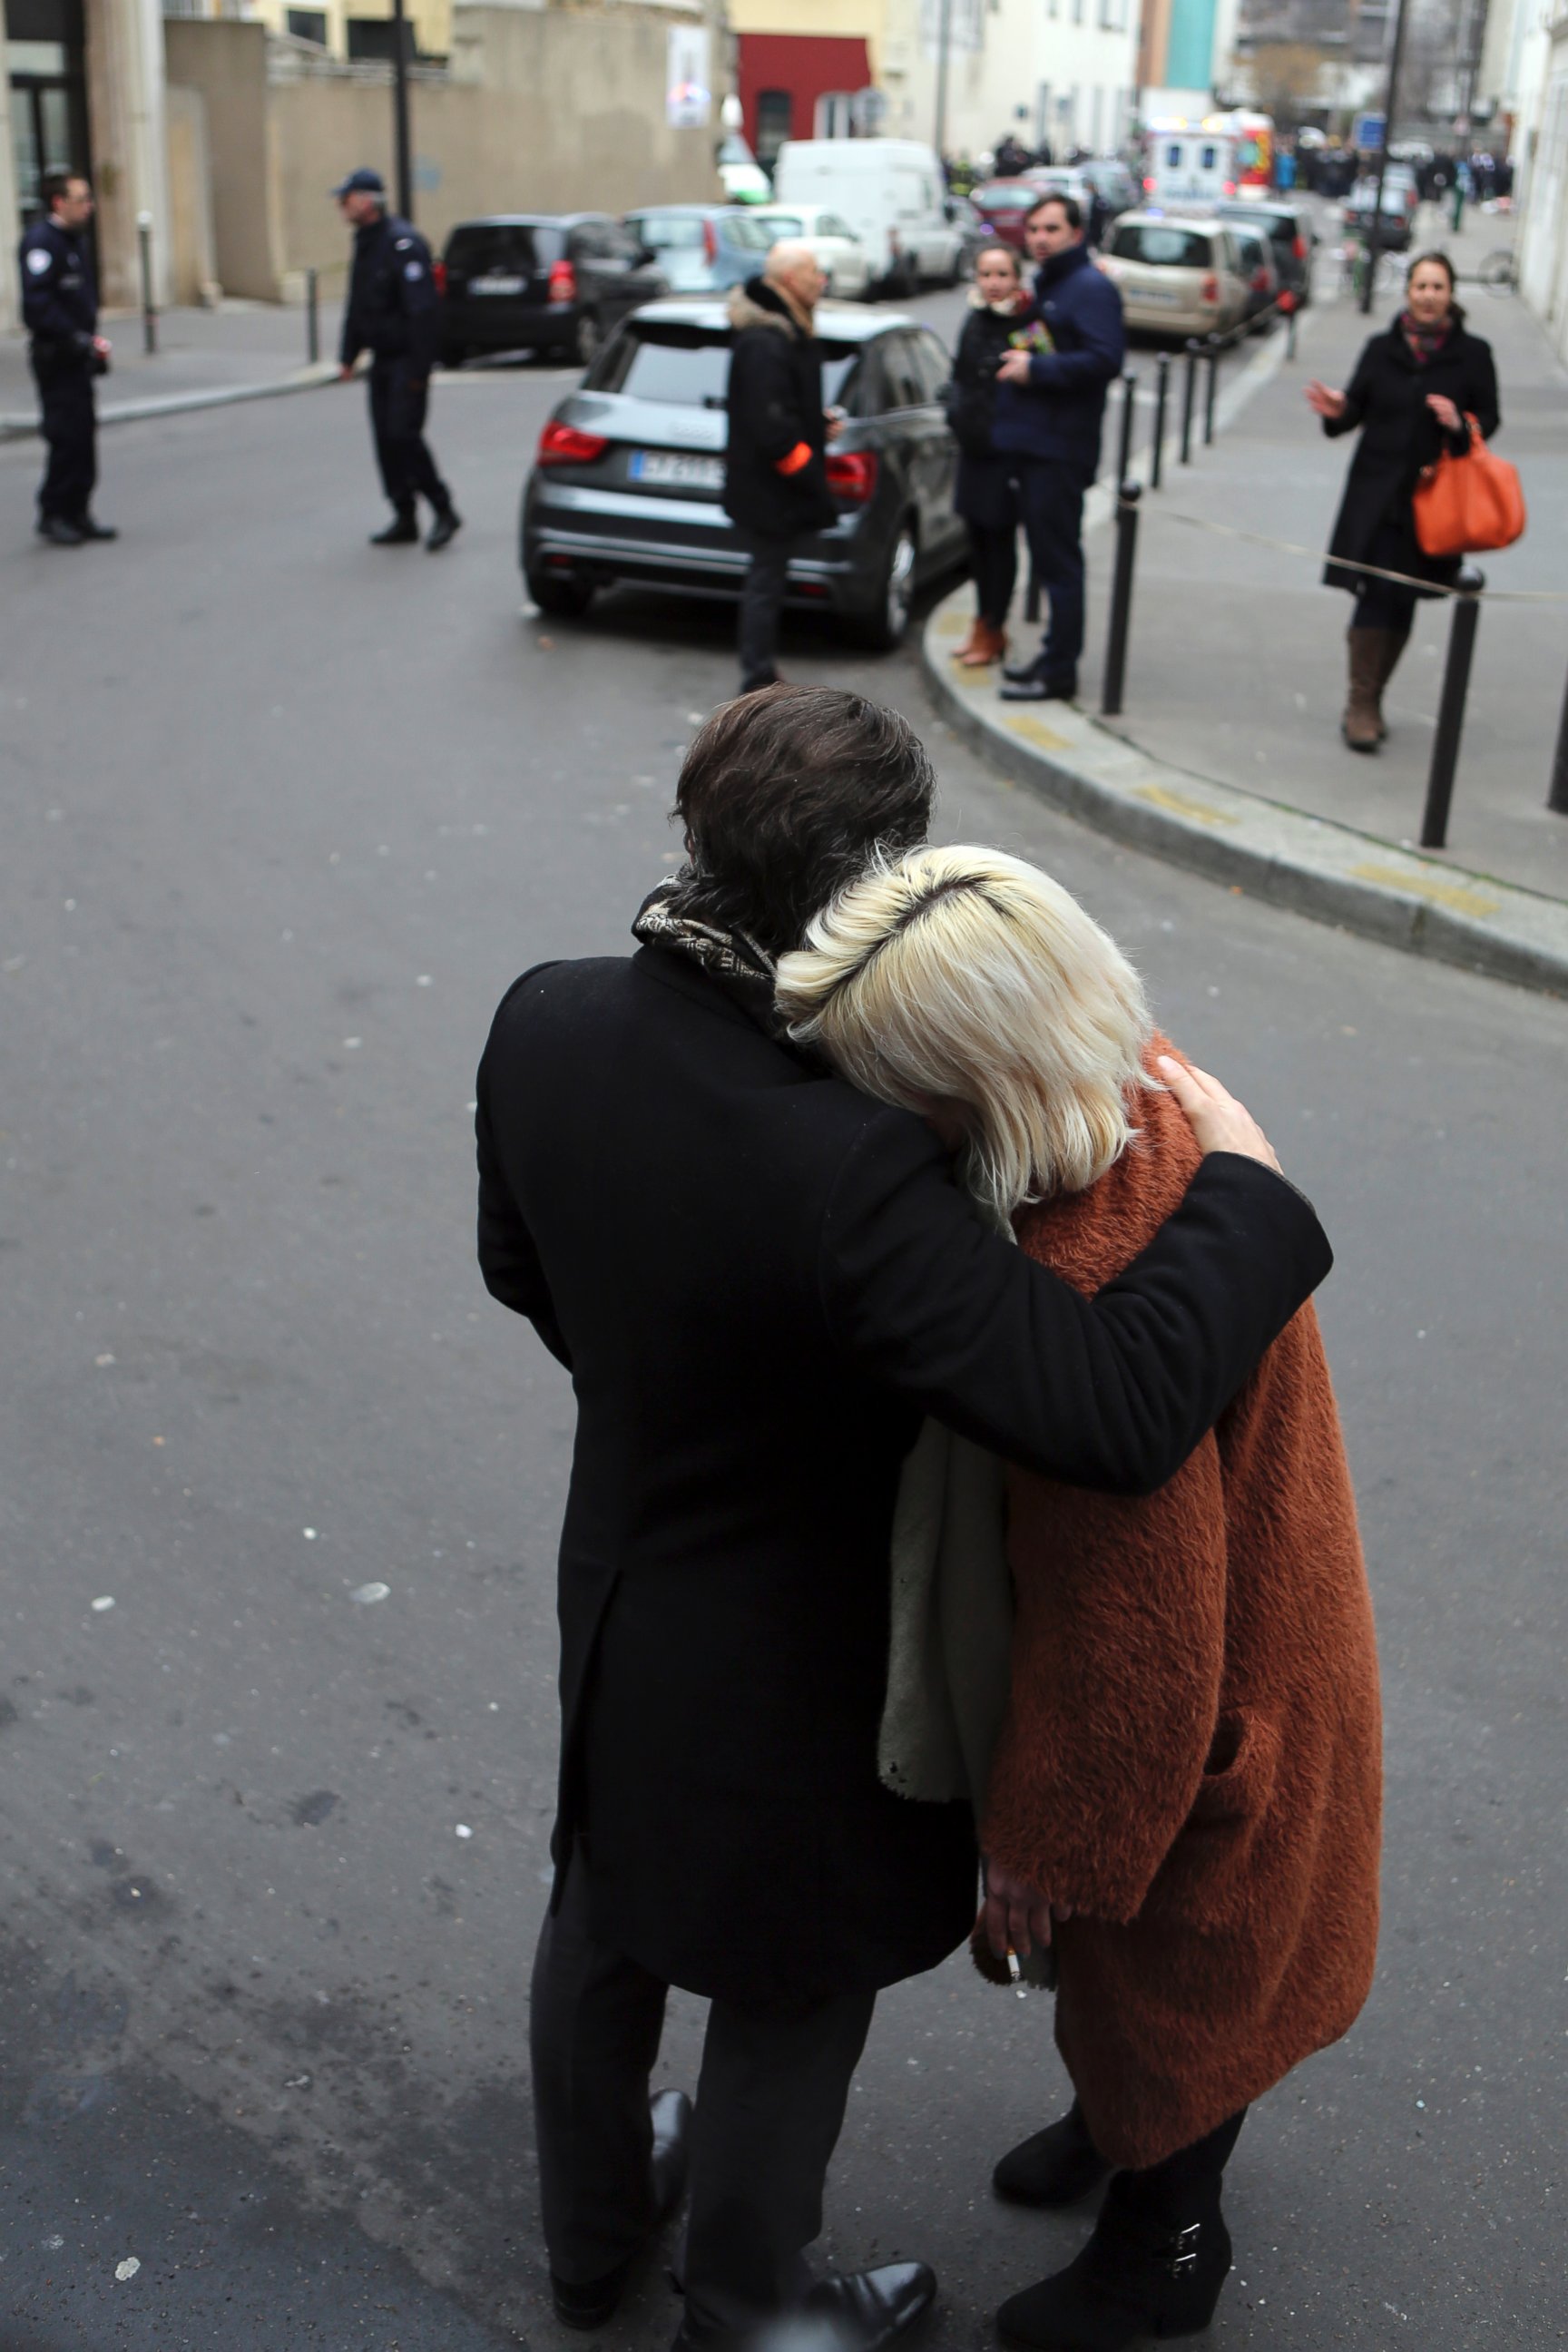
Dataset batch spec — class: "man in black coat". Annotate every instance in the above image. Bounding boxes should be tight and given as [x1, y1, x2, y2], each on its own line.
[333, 168, 461, 551]
[722, 243, 839, 694]
[18, 172, 115, 548]
[475, 684, 1333, 2352]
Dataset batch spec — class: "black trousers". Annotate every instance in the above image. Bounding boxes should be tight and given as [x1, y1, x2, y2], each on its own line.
[966, 521, 1018, 628]
[368, 354, 450, 516]
[531, 1854, 876, 2343]
[737, 532, 795, 691]
[1013, 457, 1091, 681]
[32, 353, 97, 523]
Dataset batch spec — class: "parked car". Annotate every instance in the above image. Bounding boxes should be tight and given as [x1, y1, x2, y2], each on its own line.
[1343, 171, 1420, 252]
[519, 298, 966, 648]
[747, 204, 873, 299]
[1080, 158, 1140, 221]
[969, 179, 1043, 253]
[771, 139, 965, 290]
[436, 214, 666, 368]
[1230, 223, 1281, 330]
[1216, 198, 1317, 308]
[716, 132, 772, 206]
[622, 205, 775, 295]
[944, 192, 991, 277]
[1097, 211, 1251, 338]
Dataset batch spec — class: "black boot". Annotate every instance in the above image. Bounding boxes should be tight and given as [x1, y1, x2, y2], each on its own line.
[426, 505, 462, 552]
[74, 514, 119, 541]
[994, 2102, 1112, 2209]
[551, 2087, 692, 2328]
[37, 515, 83, 547]
[370, 510, 419, 545]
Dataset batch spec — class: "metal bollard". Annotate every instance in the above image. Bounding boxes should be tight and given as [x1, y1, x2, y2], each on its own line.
[1420, 565, 1485, 850]
[1151, 352, 1170, 490]
[1285, 301, 1298, 362]
[306, 265, 320, 365]
[1101, 481, 1142, 719]
[1548, 657, 1568, 816]
[1181, 341, 1199, 465]
[1115, 368, 1138, 487]
[137, 211, 156, 356]
[1203, 338, 1220, 446]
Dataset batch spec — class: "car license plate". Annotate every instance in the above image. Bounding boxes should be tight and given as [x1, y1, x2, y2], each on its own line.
[469, 275, 525, 296]
[1135, 287, 1181, 305]
[630, 451, 724, 489]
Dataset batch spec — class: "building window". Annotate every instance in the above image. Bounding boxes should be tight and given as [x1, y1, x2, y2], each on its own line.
[347, 15, 413, 63]
[817, 91, 858, 138]
[287, 7, 328, 38]
[756, 87, 791, 169]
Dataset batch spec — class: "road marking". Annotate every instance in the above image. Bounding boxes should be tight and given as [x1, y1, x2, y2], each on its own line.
[1348, 863, 1504, 917]
[1133, 781, 1239, 827]
[1004, 713, 1073, 752]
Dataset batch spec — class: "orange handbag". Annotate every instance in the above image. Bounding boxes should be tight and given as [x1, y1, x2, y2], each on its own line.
[1413, 412, 1526, 558]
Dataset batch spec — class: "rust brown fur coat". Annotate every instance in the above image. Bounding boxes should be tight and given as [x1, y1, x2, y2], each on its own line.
[975, 1044, 1383, 2169]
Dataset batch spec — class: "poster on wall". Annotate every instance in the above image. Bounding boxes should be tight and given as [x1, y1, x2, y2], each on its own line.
[667, 26, 712, 129]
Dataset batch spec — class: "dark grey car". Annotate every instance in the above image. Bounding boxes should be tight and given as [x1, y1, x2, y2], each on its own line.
[519, 299, 966, 650]
[436, 214, 667, 370]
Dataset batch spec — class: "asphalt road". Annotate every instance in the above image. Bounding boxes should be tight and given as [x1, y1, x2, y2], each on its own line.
[1, 313, 1563, 2352]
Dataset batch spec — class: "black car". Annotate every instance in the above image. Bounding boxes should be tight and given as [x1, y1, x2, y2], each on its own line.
[436, 214, 667, 369]
[520, 299, 965, 650]
[1216, 200, 1317, 308]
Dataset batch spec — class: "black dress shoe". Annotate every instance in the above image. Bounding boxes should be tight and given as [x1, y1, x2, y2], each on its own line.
[1002, 652, 1046, 682]
[999, 671, 1076, 703]
[805, 2261, 936, 2348]
[994, 2104, 1112, 2209]
[370, 512, 419, 544]
[995, 2196, 1231, 2350]
[426, 506, 462, 551]
[37, 515, 83, 546]
[550, 2087, 692, 2329]
[74, 515, 118, 541]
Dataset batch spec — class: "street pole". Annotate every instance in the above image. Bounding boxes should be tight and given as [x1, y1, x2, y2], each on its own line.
[1361, 0, 1411, 315]
[392, 0, 414, 221]
[934, 0, 954, 164]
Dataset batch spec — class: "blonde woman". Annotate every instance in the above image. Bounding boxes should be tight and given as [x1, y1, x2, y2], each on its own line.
[776, 848, 1381, 2352]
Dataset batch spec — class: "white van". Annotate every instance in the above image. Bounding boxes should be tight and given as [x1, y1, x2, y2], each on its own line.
[771, 139, 963, 291]
[1143, 130, 1240, 207]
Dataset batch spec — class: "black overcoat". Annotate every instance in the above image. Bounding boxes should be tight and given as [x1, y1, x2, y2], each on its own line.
[475, 946, 1331, 2006]
[1322, 319, 1501, 594]
[722, 279, 838, 540]
[948, 297, 1028, 529]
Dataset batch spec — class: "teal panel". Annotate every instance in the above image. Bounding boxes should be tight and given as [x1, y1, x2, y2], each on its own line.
[1166, 0, 1219, 92]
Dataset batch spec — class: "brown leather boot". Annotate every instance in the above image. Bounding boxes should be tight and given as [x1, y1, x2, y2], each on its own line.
[1370, 620, 1411, 740]
[951, 616, 983, 662]
[1342, 628, 1386, 752]
[958, 620, 1007, 669]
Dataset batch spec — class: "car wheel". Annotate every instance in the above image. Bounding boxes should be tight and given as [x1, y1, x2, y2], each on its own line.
[525, 565, 595, 620]
[847, 518, 917, 652]
[439, 343, 468, 371]
[574, 312, 602, 368]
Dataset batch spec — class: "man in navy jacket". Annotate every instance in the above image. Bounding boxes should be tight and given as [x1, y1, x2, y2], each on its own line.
[991, 192, 1124, 700]
[18, 172, 114, 547]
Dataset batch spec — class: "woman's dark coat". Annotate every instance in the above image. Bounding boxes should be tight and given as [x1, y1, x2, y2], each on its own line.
[722, 278, 838, 540]
[1322, 318, 1501, 594]
[947, 293, 1029, 528]
[475, 946, 1330, 2008]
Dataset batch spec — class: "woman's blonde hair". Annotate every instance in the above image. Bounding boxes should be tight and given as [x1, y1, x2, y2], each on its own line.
[775, 845, 1153, 1228]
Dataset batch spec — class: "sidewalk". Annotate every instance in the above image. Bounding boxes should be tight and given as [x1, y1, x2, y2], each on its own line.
[924, 208, 1568, 990]
[0, 297, 342, 436]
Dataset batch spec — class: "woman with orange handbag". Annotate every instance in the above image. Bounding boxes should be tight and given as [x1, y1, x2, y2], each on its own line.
[1305, 251, 1500, 752]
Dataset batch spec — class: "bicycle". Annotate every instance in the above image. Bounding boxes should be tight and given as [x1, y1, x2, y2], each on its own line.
[1337, 238, 1402, 305]
[1478, 247, 1520, 295]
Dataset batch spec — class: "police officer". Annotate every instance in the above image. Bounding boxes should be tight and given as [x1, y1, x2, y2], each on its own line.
[19, 172, 115, 548]
[333, 168, 460, 551]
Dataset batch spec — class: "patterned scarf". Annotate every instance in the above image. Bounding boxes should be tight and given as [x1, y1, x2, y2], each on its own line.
[1400, 310, 1451, 367]
[632, 877, 782, 1032]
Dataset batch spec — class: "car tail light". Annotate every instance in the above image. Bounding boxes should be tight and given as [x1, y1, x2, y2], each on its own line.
[1142, 175, 1155, 192]
[703, 218, 718, 263]
[536, 418, 608, 466]
[1292, 233, 1307, 260]
[1251, 266, 1269, 291]
[548, 258, 577, 305]
[1223, 180, 1237, 196]
[433, 259, 447, 296]
[826, 449, 878, 504]
[1200, 274, 1220, 304]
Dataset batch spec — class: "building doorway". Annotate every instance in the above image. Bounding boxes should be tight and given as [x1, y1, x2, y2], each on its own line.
[6, 0, 90, 226]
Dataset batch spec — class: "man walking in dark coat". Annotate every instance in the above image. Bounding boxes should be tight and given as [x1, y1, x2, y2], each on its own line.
[334, 168, 461, 550]
[475, 683, 1333, 2351]
[722, 242, 840, 693]
[18, 172, 115, 548]
[992, 193, 1124, 701]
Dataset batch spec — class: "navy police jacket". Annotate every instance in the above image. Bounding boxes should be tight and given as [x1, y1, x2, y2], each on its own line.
[340, 211, 441, 374]
[19, 217, 98, 358]
[992, 240, 1125, 475]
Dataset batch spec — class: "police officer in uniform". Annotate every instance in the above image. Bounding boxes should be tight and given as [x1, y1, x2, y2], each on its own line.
[333, 168, 460, 551]
[19, 172, 116, 548]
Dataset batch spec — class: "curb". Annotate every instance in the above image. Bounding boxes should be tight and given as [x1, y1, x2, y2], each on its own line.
[0, 360, 338, 442]
[924, 598, 1568, 997]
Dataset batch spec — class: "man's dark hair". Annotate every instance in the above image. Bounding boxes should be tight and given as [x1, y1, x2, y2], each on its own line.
[42, 172, 83, 213]
[1027, 191, 1082, 231]
[672, 684, 936, 956]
